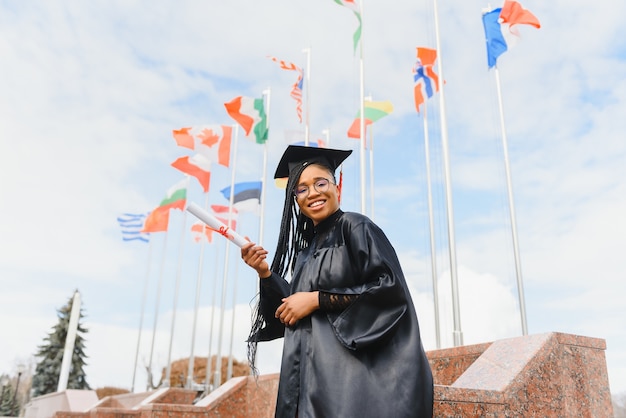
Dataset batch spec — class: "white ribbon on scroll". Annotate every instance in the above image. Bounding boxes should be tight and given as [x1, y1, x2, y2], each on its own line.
[186, 202, 248, 248]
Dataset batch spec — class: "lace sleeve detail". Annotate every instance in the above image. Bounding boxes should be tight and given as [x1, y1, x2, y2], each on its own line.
[318, 291, 358, 312]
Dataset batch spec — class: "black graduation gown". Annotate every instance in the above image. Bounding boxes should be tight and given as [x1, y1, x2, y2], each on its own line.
[257, 210, 434, 418]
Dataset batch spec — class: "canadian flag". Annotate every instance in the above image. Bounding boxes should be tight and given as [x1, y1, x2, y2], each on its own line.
[172, 125, 232, 167]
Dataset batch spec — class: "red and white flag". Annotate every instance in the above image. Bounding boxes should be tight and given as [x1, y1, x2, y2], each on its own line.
[171, 154, 212, 193]
[172, 125, 232, 167]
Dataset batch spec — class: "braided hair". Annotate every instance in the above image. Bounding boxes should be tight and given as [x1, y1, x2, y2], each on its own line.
[247, 161, 336, 373]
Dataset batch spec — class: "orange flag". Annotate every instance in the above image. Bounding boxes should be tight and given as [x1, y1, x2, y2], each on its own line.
[142, 208, 170, 233]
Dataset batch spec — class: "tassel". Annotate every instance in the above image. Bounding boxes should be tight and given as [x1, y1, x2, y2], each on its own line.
[338, 165, 344, 205]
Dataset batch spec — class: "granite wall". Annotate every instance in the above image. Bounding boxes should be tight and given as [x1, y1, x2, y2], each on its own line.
[28, 332, 613, 417]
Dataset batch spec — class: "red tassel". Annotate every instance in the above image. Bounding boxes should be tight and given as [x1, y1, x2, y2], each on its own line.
[338, 166, 344, 205]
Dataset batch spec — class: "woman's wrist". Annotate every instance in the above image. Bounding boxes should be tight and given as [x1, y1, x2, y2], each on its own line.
[312, 291, 320, 309]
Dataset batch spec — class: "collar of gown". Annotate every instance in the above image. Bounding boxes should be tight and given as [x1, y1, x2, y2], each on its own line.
[313, 209, 344, 235]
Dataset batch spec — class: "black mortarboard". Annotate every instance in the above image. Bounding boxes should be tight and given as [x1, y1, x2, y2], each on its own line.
[274, 145, 353, 179]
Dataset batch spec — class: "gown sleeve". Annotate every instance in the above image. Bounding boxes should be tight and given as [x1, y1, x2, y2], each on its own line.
[251, 272, 290, 341]
[327, 220, 409, 350]
[318, 291, 358, 312]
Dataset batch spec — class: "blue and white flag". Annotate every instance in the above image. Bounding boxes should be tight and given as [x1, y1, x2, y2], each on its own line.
[117, 213, 150, 243]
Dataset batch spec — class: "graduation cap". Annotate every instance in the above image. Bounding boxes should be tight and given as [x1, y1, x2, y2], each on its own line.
[274, 145, 353, 179]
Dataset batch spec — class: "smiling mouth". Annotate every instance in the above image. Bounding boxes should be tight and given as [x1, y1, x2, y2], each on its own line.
[309, 200, 325, 208]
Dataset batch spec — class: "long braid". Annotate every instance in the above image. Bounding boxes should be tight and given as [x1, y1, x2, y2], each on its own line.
[247, 163, 310, 372]
[271, 162, 319, 276]
[247, 162, 336, 372]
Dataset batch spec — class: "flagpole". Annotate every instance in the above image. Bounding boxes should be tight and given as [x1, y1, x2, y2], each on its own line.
[202, 243, 221, 396]
[131, 238, 153, 392]
[226, 225, 242, 381]
[433, 0, 463, 346]
[303, 47, 311, 146]
[369, 128, 375, 220]
[164, 200, 189, 386]
[494, 66, 528, 335]
[214, 125, 240, 389]
[260, 88, 270, 247]
[57, 290, 81, 392]
[422, 104, 441, 349]
[322, 128, 330, 147]
[147, 232, 168, 389]
[363, 94, 375, 221]
[186, 192, 211, 389]
[358, 1, 366, 215]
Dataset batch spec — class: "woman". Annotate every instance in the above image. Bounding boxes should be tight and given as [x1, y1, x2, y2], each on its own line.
[241, 145, 433, 418]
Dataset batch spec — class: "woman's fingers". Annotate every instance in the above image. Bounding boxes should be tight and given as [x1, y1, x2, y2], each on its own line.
[241, 244, 267, 266]
[275, 298, 301, 326]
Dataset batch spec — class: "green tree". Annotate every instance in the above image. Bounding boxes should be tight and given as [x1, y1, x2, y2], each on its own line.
[31, 291, 90, 397]
[0, 377, 15, 416]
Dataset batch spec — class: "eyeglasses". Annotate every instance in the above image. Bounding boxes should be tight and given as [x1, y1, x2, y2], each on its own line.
[293, 178, 334, 199]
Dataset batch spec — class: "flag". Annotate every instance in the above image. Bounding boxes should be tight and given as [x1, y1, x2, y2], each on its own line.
[172, 127, 195, 149]
[159, 178, 188, 210]
[268, 56, 304, 123]
[191, 222, 213, 243]
[210, 205, 238, 233]
[482, 8, 508, 68]
[500, 0, 541, 33]
[211, 204, 238, 217]
[413, 47, 440, 113]
[172, 125, 232, 167]
[117, 213, 150, 243]
[482, 1, 540, 68]
[141, 178, 188, 232]
[220, 181, 262, 213]
[347, 100, 393, 139]
[224, 96, 268, 144]
[333, 0, 362, 53]
[171, 153, 212, 193]
[142, 209, 170, 233]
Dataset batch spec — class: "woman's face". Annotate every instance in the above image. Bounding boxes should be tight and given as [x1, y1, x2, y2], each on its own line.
[294, 164, 340, 225]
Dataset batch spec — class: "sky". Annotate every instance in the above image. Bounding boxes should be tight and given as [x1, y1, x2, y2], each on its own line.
[1, 0, 625, 398]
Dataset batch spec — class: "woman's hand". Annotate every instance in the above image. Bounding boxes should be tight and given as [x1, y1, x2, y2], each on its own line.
[241, 242, 271, 279]
[275, 291, 320, 326]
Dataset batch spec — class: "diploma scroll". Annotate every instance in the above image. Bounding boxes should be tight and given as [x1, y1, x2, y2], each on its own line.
[186, 202, 248, 248]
